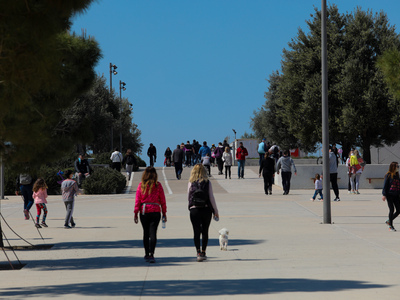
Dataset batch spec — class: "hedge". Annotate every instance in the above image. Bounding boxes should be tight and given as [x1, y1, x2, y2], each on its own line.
[82, 167, 126, 194]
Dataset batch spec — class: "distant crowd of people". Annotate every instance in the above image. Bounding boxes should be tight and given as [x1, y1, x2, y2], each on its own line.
[150, 140, 248, 180]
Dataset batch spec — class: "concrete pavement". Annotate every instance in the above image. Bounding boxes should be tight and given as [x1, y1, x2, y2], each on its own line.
[0, 165, 399, 299]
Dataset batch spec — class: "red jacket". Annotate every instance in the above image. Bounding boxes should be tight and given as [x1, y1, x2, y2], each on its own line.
[236, 146, 248, 160]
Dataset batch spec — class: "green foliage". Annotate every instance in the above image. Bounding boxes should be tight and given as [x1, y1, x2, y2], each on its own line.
[0, 1, 101, 168]
[92, 152, 112, 165]
[252, 5, 400, 163]
[61, 75, 143, 155]
[82, 167, 127, 194]
[241, 132, 256, 139]
[135, 156, 147, 168]
[377, 48, 400, 124]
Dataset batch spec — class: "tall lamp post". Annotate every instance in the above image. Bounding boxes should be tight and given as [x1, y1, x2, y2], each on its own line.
[321, 0, 331, 223]
[119, 80, 126, 153]
[109, 63, 118, 151]
[232, 129, 237, 165]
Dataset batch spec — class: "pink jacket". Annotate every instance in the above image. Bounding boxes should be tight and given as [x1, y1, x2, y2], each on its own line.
[33, 188, 48, 204]
[134, 182, 167, 215]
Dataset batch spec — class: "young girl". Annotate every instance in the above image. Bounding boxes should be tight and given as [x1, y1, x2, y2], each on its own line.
[61, 170, 80, 229]
[32, 178, 48, 228]
[134, 167, 167, 263]
[311, 173, 323, 201]
[222, 147, 232, 179]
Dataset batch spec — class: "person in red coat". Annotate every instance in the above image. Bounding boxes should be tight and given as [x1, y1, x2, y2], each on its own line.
[236, 142, 248, 179]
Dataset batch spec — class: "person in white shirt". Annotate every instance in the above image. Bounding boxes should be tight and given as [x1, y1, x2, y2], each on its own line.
[110, 148, 123, 172]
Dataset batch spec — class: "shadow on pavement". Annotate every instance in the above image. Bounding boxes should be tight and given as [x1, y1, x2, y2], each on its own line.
[53, 238, 264, 250]
[0, 278, 389, 297]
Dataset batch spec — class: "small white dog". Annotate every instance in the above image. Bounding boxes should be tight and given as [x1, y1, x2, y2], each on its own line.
[218, 228, 229, 251]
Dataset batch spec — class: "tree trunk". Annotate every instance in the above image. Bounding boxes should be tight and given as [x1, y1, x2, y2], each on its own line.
[341, 142, 353, 164]
[362, 143, 371, 164]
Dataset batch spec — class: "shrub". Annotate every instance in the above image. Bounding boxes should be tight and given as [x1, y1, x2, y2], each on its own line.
[92, 152, 111, 165]
[4, 165, 70, 195]
[82, 167, 126, 194]
[136, 155, 146, 168]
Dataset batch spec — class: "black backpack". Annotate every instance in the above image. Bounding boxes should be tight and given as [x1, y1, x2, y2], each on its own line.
[191, 181, 209, 207]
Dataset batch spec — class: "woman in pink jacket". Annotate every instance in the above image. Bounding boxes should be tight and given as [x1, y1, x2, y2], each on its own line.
[134, 167, 167, 263]
[32, 178, 48, 228]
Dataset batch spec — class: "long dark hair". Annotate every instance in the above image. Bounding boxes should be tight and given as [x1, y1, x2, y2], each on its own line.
[33, 178, 48, 192]
[386, 162, 399, 179]
[141, 167, 158, 195]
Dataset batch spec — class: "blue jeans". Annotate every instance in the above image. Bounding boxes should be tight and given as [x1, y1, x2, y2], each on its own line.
[237, 160, 245, 178]
[312, 189, 323, 200]
[20, 184, 34, 211]
[193, 154, 200, 165]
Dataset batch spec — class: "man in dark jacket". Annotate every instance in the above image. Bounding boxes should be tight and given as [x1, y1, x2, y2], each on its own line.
[172, 144, 184, 180]
[147, 143, 157, 167]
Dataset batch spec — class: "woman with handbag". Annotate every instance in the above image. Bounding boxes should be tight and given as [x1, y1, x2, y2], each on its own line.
[188, 164, 219, 261]
[382, 162, 400, 231]
[134, 167, 167, 263]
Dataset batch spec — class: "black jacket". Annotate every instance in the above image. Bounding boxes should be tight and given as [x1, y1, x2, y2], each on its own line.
[259, 157, 276, 176]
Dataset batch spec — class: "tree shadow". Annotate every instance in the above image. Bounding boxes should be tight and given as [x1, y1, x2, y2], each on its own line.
[0, 278, 389, 297]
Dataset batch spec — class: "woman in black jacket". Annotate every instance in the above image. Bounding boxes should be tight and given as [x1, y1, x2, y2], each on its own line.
[259, 151, 276, 195]
[382, 162, 400, 231]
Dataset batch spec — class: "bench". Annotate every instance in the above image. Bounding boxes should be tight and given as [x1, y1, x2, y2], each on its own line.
[366, 177, 383, 184]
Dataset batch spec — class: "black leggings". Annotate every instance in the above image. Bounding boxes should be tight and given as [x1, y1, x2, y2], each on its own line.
[140, 212, 161, 256]
[330, 173, 339, 198]
[386, 195, 400, 227]
[190, 208, 212, 252]
[263, 174, 273, 194]
[225, 166, 231, 178]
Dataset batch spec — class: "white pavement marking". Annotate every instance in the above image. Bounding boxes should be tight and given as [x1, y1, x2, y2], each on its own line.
[124, 172, 134, 194]
[162, 167, 173, 194]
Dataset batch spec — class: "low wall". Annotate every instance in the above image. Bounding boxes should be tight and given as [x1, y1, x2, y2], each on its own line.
[274, 164, 388, 189]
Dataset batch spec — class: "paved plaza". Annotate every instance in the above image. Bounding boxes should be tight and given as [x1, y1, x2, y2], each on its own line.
[0, 165, 399, 299]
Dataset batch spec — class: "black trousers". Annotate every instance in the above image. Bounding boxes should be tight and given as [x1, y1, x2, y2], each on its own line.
[225, 166, 231, 178]
[185, 152, 192, 166]
[139, 212, 161, 256]
[386, 195, 400, 227]
[149, 155, 156, 167]
[174, 162, 183, 178]
[216, 157, 224, 174]
[111, 162, 121, 172]
[263, 174, 273, 194]
[281, 171, 292, 194]
[330, 173, 339, 198]
[190, 208, 212, 252]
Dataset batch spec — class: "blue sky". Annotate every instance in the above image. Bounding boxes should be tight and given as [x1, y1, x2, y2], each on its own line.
[71, 0, 400, 166]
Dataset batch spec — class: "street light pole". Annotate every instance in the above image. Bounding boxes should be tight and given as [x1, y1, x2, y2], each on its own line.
[321, 0, 331, 224]
[119, 80, 126, 153]
[109, 63, 118, 151]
